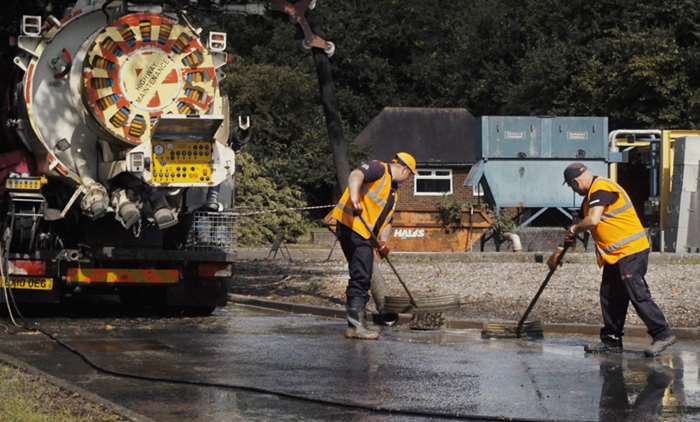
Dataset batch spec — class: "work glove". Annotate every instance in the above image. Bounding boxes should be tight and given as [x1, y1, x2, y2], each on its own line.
[377, 240, 391, 258]
[563, 236, 575, 248]
[546, 246, 564, 271]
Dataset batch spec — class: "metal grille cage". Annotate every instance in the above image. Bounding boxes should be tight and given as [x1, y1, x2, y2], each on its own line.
[186, 211, 236, 253]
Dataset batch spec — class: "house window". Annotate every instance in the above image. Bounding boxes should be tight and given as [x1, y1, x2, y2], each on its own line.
[414, 169, 453, 196]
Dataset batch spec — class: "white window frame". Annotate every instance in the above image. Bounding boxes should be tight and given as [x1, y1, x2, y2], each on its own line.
[413, 168, 453, 196]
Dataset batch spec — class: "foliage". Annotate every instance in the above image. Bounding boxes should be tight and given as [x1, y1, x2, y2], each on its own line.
[436, 197, 463, 232]
[222, 60, 337, 205]
[233, 151, 307, 246]
[485, 207, 518, 241]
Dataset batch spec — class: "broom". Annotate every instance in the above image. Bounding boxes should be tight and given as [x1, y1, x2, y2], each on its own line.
[481, 242, 571, 339]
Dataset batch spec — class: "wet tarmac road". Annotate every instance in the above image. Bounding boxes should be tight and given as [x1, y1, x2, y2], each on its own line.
[0, 304, 699, 421]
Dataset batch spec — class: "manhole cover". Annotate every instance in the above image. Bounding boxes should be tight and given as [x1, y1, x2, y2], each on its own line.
[384, 294, 461, 330]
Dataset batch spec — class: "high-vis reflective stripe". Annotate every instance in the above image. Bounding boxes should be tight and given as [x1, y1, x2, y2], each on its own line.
[363, 178, 388, 207]
[599, 182, 635, 221]
[328, 162, 396, 239]
[333, 204, 378, 232]
[584, 177, 649, 266]
[601, 202, 633, 221]
[601, 230, 648, 254]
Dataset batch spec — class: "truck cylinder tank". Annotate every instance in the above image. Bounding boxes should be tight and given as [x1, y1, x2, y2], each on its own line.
[12, 2, 235, 231]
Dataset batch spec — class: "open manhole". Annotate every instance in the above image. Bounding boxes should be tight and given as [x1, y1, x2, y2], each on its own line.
[383, 294, 461, 330]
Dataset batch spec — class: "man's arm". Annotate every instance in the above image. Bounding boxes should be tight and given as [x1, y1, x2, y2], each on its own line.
[568, 205, 605, 236]
[348, 161, 387, 213]
[547, 206, 604, 270]
[375, 223, 392, 258]
[347, 169, 365, 212]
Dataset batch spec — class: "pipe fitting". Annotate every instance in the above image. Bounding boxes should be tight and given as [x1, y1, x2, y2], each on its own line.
[503, 232, 522, 253]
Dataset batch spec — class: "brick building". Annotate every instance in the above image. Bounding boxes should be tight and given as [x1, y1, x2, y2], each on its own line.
[354, 107, 492, 251]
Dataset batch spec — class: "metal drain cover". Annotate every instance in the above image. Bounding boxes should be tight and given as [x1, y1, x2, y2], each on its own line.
[383, 294, 462, 330]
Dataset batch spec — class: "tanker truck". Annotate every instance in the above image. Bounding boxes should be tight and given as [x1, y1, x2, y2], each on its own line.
[0, 0, 241, 314]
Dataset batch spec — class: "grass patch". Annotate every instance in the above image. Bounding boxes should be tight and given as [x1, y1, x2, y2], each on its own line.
[0, 364, 124, 422]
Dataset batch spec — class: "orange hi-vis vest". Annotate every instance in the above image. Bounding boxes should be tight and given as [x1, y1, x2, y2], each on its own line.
[330, 162, 396, 239]
[583, 177, 649, 267]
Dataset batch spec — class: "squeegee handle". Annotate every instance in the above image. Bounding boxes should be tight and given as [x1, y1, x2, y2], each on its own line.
[515, 243, 571, 336]
[380, 252, 418, 308]
[357, 215, 418, 307]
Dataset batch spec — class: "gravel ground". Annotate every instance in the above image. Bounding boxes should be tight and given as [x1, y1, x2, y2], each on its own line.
[230, 248, 700, 328]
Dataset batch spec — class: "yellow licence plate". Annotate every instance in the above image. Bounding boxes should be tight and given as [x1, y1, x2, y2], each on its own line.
[0, 277, 53, 290]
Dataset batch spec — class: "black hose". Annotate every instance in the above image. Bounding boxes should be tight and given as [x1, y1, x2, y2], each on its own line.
[24, 323, 583, 422]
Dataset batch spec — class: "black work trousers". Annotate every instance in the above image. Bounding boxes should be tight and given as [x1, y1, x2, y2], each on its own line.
[336, 223, 373, 304]
[600, 249, 670, 341]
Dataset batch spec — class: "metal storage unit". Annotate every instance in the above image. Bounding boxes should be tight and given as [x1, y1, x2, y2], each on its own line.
[481, 160, 608, 208]
[481, 116, 543, 158]
[467, 116, 610, 223]
[480, 116, 608, 160]
[551, 117, 608, 159]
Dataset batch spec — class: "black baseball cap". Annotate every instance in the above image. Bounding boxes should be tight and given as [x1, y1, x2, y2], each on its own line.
[563, 163, 587, 185]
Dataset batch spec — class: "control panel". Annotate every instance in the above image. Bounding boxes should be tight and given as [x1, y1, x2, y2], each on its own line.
[5, 176, 45, 191]
[151, 141, 214, 185]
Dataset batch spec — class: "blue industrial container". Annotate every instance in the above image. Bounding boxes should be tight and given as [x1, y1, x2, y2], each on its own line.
[480, 116, 608, 159]
[468, 116, 610, 211]
[481, 116, 543, 158]
[550, 117, 608, 159]
[480, 160, 608, 208]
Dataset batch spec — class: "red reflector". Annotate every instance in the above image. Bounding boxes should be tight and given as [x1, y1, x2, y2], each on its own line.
[197, 263, 232, 278]
[8, 260, 46, 276]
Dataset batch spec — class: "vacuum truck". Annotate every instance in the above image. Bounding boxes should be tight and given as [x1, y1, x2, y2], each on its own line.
[0, 0, 241, 314]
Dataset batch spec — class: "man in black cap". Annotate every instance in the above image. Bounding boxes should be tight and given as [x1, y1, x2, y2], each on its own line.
[548, 163, 675, 356]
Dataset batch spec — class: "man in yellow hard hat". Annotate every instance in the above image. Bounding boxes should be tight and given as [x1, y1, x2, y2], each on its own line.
[328, 152, 416, 340]
[548, 163, 675, 356]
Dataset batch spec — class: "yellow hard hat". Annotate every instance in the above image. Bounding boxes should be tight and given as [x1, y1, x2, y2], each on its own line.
[394, 152, 416, 174]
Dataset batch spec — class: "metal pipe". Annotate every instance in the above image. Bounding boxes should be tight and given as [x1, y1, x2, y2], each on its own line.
[660, 230, 665, 254]
[608, 129, 662, 182]
[608, 129, 662, 151]
[650, 142, 659, 197]
[502, 232, 522, 252]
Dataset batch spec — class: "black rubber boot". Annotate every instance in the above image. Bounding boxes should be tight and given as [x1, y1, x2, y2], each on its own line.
[584, 335, 623, 353]
[345, 296, 379, 340]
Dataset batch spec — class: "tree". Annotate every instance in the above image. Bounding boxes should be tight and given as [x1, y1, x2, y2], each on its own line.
[233, 151, 307, 245]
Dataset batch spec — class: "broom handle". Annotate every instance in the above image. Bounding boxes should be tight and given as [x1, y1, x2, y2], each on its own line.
[515, 243, 571, 336]
[357, 215, 418, 307]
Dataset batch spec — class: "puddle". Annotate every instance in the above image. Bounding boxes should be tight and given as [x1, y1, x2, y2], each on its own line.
[389, 329, 477, 344]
